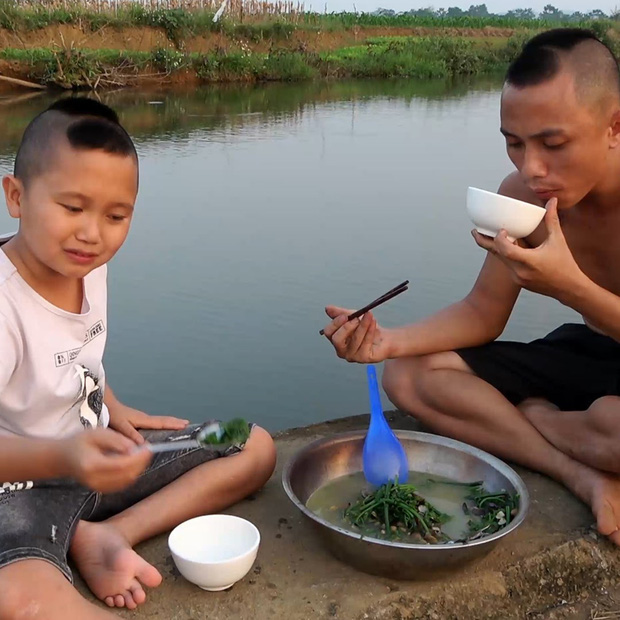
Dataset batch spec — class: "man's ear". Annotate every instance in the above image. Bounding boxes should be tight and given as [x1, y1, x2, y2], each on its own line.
[608, 108, 620, 148]
[2, 175, 23, 219]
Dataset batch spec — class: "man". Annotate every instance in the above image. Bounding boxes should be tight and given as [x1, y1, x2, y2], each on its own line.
[322, 28, 620, 545]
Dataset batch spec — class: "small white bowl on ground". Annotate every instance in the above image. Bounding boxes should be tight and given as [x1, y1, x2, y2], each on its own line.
[168, 514, 260, 591]
[466, 186, 546, 241]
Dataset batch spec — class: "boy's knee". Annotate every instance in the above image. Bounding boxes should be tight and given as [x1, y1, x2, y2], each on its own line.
[0, 579, 40, 620]
[244, 426, 277, 485]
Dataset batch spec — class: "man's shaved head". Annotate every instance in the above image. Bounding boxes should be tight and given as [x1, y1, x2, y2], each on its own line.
[14, 97, 137, 188]
[505, 28, 620, 113]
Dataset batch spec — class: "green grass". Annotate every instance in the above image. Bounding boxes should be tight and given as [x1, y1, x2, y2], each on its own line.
[0, 34, 525, 88]
[0, 1, 614, 46]
[299, 12, 602, 29]
[321, 36, 516, 79]
[0, 2, 302, 41]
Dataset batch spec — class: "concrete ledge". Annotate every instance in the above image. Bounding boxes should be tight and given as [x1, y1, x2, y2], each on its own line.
[76, 413, 620, 619]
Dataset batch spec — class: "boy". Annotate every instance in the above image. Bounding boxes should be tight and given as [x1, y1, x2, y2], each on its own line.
[322, 29, 620, 545]
[0, 98, 276, 619]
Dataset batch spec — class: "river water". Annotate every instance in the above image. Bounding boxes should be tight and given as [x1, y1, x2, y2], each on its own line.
[0, 79, 577, 431]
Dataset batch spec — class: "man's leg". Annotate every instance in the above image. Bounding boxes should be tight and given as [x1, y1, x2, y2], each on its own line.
[0, 560, 117, 619]
[521, 396, 620, 474]
[70, 426, 276, 609]
[382, 353, 620, 545]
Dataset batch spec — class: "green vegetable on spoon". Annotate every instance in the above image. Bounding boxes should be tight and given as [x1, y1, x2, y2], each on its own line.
[146, 418, 250, 453]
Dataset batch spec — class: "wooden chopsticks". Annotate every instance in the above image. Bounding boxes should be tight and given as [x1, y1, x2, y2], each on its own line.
[319, 280, 409, 336]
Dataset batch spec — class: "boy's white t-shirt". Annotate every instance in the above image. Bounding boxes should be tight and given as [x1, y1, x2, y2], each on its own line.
[0, 248, 110, 438]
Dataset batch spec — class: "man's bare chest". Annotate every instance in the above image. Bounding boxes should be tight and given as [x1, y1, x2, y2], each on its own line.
[563, 219, 620, 295]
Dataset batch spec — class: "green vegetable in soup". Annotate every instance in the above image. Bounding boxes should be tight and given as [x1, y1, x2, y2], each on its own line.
[343, 478, 451, 543]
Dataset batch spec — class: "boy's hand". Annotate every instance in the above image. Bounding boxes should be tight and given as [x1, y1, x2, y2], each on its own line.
[61, 428, 152, 493]
[322, 306, 395, 363]
[108, 402, 189, 445]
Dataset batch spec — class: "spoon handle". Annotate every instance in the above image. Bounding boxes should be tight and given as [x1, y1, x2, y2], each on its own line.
[146, 439, 200, 453]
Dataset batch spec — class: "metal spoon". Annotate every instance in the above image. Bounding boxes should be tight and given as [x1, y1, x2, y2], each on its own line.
[145, 422, 227, 454]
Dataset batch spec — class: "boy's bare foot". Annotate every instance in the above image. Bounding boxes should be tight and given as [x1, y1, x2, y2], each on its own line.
[70, 520, 162, 609]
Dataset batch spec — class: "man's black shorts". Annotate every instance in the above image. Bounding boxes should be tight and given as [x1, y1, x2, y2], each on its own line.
[455, 323, 620, 410]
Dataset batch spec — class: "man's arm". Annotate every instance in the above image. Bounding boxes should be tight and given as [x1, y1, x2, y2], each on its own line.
[473, 174, 620, 342]
[555, 276, 620, 341]
[386, 251, 521, 358]
[324, 174, 524, 362]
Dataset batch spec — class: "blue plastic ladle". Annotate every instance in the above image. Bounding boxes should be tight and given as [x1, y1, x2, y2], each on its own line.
[362, 365, 409, 486]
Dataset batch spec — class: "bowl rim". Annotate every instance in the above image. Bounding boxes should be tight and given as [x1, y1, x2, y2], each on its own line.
[281, 429, 530, 551]
[168, 513, 261, 565]
[467, 186, 546, 213]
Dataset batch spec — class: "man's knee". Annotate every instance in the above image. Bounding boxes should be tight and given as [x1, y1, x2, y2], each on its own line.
[382, 357, 419, 411]
[588, 396, 620, 434]
[382, 352, 471, 412]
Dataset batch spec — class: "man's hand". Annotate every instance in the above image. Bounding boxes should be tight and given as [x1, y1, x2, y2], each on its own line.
[472, 198, 586, 300]
[322, 306, 395, 363]
[61, 428, 152, 493]
[108, 402, 189, 445]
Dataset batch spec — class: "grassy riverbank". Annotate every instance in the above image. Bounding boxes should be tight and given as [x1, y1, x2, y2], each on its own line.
[0, 2, 616, 89]
[0, 36, 526, 88]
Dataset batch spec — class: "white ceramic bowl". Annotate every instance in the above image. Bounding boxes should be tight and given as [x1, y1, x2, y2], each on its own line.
[466, 186, 546, 240]
[168, 514, 260, 591]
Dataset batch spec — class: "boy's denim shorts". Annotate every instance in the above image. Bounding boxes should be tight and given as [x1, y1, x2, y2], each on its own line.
[0, 422, 252, 582]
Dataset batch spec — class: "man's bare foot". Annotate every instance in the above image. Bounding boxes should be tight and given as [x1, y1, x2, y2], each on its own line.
[519, 397, 581, 455]
[521, 397, 620, 473]
[563, 464, 620, 546]
[519, 397, 560, 415]
[70, 520, 162, 609]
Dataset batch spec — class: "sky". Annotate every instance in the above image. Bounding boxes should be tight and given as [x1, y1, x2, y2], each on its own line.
[315, 0, 613, 17]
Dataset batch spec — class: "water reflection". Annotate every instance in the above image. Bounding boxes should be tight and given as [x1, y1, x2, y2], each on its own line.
[0, 78, 578, 430]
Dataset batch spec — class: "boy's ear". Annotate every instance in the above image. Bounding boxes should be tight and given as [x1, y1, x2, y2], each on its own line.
[608, 109, 620, 148]
[2, 175, 23, 219]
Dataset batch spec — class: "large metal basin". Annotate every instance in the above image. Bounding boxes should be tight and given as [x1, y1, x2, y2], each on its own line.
[282, 430, 529, 580]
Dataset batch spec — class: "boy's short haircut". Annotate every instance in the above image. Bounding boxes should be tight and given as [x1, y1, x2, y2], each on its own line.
[14, 97, 138, 187]
[505, 28, 620, 110]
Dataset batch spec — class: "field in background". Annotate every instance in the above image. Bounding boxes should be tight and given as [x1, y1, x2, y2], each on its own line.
[0, 0, 616, 88]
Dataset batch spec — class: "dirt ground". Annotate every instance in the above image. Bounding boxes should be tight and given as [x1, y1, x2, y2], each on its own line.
[71, 412, 620, 620]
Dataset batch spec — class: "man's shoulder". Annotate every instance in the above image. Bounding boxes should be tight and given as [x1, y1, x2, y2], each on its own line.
[498, 172, 544, 206]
